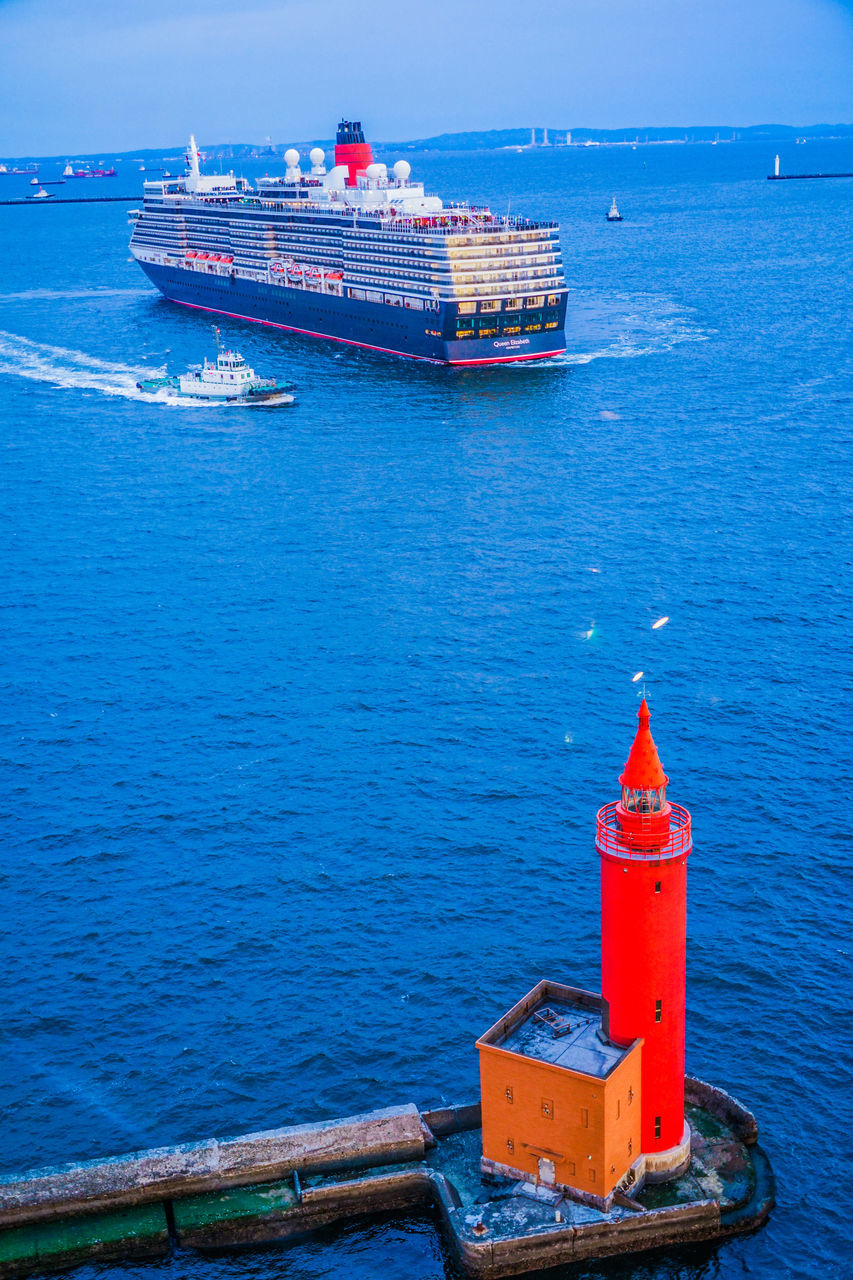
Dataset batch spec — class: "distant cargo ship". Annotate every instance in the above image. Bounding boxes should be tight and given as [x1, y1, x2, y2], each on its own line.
[129, 120, 567, 365]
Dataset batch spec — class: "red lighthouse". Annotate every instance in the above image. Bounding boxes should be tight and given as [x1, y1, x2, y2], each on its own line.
[596, 699, 693, 1177]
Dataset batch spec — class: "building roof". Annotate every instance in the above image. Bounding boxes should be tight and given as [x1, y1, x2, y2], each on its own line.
[619, 698, 668, 790]
[476, 981, 639, 1081]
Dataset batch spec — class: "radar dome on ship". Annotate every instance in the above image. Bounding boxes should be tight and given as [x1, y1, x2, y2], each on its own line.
[365, 163, 387, 180]
[393, 160, 411, 180]
[309, 147, 325, 166]
[284, 148, 300, 167]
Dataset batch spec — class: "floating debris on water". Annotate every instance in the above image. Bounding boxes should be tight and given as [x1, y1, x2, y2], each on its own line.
[632, 671, 644, 682]
[652, 616, 669, 630]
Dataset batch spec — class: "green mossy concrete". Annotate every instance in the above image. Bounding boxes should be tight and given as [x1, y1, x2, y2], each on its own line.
[0, 1224, 38, 1274]
[0, 1204, 168, 1279]
[172, 1180, 298, 1233]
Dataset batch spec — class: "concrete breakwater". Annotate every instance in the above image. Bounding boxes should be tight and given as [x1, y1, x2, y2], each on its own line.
[0, 1081, 773, 1279]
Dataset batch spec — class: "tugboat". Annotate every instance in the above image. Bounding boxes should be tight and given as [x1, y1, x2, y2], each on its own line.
[606, 196, 623, 222]
[28, 187, 54, 200]
[137, 328, 295, 403]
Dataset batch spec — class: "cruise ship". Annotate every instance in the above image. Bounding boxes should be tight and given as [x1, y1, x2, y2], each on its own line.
[129, 121, 567, 365]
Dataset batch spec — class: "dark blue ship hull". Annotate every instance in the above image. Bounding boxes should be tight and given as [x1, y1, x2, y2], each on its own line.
[138, 262, 567, 365]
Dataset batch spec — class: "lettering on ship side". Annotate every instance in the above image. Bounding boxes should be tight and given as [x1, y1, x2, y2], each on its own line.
[493, 338, 531, 350]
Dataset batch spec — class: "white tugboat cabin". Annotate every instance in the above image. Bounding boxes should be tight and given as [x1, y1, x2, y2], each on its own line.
[179, 330, 255, 398]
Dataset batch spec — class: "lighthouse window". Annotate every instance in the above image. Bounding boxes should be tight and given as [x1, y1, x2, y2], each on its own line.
[655, 1116, 662, 1139]
[655, 881, 662, 894]
[655, 1000, 662, 1022]
[505, 1086, 514, 1103]
[542, 1098, 554, 1119]
[580, 1107, 589, 1128]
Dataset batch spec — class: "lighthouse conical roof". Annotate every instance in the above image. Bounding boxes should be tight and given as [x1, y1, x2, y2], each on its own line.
[619, 698, 668, 789]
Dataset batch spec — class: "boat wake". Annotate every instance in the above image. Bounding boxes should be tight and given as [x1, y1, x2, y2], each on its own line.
[0, 331, 290, 407]
[0, 287, 153, 302]
[550, 293, 709, 367]
[0, 330, 164, 401]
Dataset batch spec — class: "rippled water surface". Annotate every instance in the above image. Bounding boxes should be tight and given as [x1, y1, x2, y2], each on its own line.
[1, 141, 851, 1280]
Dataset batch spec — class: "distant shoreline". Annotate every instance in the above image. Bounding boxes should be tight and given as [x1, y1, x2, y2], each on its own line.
[4, 123, 853, 166]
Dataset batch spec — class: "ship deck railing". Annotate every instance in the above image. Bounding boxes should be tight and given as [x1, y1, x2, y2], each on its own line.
[161, 193, 558, 235]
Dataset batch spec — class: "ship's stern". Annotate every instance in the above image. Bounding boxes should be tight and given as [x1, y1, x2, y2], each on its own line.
[440, 293, 567, 365]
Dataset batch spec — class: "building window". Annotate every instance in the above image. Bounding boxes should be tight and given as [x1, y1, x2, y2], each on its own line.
[506, 298, 522, 310]
[525, 294, 545, 308]
[547, 293, 559, 305]
[458, 301, 476, 314]
[616, 1099, 621, 1119]
[655, 1000, 662, 1023]
[655, 1116, 662, 1139]
[507, 1138, 514, 1153]
[505, 1087, 513, 1103]
[541, 1097, 553, 1119]
[589, 1167, 596, 1183]
[655, 881, 662, 894]
[566, 1160, 576, 1175]
[628, 1087, 634, 1104]
[580, 1107, 589, 1128]
[628, 1138, 633, 1155]
[480, 299, 500, 312]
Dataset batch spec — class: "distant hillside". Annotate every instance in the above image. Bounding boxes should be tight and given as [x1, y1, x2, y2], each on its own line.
[385, 123, 853, 151]
[7, 123, 853, 166]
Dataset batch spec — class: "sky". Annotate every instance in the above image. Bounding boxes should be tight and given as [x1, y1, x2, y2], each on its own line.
[1, 0, 853, 155]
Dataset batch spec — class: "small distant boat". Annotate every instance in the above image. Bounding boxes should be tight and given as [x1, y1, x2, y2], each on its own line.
[136, 327, 295, 403]
[606, 196, 623, 222]
[29, 187, 54, 199]
[29, 176, 39, 186]
[62, 162, 74, 177]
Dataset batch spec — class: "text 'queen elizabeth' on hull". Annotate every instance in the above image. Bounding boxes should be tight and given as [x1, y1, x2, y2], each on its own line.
[129, 121, 568, 365]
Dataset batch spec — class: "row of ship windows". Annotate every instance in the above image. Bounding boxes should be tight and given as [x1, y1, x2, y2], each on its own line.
[339, 229, 559, 247]
[347, 263, 563, 284]
[460, 295, 562, 313]
[454, 322, 560, 339]
[455, 310, 560, 336]
[346, 287, 440, 312]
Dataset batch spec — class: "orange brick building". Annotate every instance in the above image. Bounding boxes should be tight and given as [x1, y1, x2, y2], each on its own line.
[477, 980, 642, 1207]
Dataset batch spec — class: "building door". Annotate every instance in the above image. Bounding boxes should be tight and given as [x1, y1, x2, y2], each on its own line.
[538, 1157, 556, 1185]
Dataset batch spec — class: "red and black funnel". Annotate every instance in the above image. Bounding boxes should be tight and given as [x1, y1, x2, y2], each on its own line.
[335, 119, 373, 187]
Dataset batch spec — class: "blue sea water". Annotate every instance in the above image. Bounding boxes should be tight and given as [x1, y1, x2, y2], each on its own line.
[0, 139, 851, 1280]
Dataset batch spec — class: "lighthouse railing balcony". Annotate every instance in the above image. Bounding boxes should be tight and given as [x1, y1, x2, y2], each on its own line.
[596, 801, 692, 860]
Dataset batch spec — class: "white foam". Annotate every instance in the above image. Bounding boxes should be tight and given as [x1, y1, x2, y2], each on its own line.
[541, 293, 709, 368]
[0, 331, 294, 408]
[0, 330, 198, 405]
[0, 288, 152, 302]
